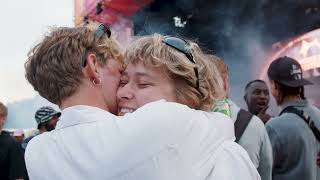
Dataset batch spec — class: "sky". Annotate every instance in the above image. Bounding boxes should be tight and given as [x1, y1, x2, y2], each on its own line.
[0, 0, 74, 104]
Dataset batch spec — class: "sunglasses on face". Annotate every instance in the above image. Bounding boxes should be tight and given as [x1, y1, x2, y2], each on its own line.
[81, 24, 111, 67]
[162, 36, 199, 89]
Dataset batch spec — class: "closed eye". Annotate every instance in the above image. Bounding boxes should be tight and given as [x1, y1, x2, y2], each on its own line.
[137, 83, 152, 88]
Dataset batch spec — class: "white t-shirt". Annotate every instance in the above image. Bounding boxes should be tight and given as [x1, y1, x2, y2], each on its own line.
[25, 100, 260, 180]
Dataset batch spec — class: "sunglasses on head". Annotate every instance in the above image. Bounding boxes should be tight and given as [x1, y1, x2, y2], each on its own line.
[81, 24, 111, 67]
[162, 36, 199, 89]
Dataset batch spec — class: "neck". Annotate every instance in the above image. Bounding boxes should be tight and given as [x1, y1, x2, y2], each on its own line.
[280, 95, 301, 105]
[60, 82, 109, 111]
[39, 128, 46, 134]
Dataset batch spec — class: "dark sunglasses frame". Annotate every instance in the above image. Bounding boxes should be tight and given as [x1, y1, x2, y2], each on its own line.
[81, 24, 111, 67]
[162, 36, 199, 89]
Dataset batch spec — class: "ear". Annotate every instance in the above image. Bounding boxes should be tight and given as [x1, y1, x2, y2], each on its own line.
[83, 53, 101, 81]
[244, 94, 248, 104]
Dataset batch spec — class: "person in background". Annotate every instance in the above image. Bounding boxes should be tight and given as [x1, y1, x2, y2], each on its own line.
[266, 56, 320, 180]
[22, 106, 60, 150]
[13, 129, 25, 144]
[244, 80, 272, 124]
[212, 57, 272, 180]
[0, 101, 27, 180]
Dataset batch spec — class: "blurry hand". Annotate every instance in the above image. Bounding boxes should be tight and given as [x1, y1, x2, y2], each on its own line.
[257, 105, 271, 124]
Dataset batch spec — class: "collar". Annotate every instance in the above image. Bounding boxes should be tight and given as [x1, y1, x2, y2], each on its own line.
[226, 99, 240, 122]
[279, 99, 309, 112]
[56, 105, 116, 129]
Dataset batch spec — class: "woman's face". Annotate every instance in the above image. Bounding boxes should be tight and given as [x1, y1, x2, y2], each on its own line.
[117, 61, 177, 116]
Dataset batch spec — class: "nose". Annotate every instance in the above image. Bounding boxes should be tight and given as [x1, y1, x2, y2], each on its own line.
[117, 84, 134, 102]
[258, 92, 269, 100]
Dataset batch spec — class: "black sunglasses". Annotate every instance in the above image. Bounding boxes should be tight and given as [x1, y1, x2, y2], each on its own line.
[162, 36, 199, 89]
[81, 24, 111, 67]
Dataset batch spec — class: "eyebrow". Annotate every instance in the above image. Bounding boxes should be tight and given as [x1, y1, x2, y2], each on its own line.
[135, 72, 153, 78]
[121, 71, 153, 78]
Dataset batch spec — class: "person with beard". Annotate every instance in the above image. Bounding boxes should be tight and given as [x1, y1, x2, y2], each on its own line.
[244, 80, 272, 124]
[22, 106, 60, 150]
[266, 56, 320, 180]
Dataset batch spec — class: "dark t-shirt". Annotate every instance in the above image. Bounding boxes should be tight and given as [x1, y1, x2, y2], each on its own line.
[0, 131, 27, 180]
[22, 135, 35, 150]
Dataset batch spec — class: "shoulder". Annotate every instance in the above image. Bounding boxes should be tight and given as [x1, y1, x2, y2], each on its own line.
[265, 114, 296, 140]
[25, 133, 51, 160]
[305, 104, 320, 117]
[208, 111, 234, 129]
[211, 141, 261, 179]
[249, 115, 266, 129]
[1, 132, 20, 147]
[266, 113, 292, 127]
[244, 115, 268, 138]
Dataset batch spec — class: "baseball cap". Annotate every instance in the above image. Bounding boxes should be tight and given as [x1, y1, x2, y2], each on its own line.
[267, 56, 313, 87]
[35, 106, 61, 125]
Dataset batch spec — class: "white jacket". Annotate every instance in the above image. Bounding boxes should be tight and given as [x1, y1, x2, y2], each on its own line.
[25, 100, 260, 180]
[228, 100, 273, 180]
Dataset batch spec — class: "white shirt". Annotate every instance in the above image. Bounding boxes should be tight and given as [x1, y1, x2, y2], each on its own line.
[228, 100, 272, 180]
[25, 100, 260, 180]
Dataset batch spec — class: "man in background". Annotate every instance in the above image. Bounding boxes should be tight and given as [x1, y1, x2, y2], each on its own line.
[22, 106, 60, 150]
[266, 56, 320, 180]
[13, 129, 25, 144]
[244, 80, 272, 124]
[212, 56, 272, 180]
[0, 101, 27, 180]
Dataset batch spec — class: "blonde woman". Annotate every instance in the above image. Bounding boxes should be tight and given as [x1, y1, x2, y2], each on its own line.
[117, 34, 261, 180]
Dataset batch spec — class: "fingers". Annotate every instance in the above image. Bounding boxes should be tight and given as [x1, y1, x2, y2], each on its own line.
[258, 105, 269, 115]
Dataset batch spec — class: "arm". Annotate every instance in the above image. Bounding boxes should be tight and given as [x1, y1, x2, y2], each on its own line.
[266, 124, 281, 170]
[208, 141, 261, 180]
[257, 127, 273, 180]
[120, 100, 203, 143]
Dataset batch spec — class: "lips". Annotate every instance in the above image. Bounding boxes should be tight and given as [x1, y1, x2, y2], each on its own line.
[257, 102, 267, 106]
[256, 100, 268, 108]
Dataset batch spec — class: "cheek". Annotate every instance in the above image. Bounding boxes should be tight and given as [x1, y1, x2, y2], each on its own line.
[134, 89, 159, 107]
[103, 69, 121, 90]
[135, 88, 176, 107]
[249, 96, 257, 104]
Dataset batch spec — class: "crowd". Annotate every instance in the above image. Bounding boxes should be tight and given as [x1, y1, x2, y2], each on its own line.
[0, 23, 320, 180]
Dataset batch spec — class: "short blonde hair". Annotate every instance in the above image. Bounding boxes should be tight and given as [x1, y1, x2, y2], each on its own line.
[25, 25, 123, 105]
[124, 34, 224, 111]
[0, 101, 8, 118]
